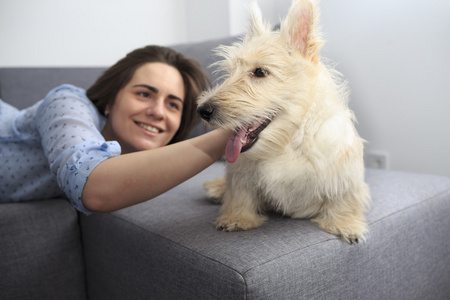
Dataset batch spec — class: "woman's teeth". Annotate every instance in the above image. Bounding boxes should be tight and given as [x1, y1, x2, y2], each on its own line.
[138, 122, 159, 133]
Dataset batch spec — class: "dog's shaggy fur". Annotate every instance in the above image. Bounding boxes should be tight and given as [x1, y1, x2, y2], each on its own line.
[197, 0, 370, 244]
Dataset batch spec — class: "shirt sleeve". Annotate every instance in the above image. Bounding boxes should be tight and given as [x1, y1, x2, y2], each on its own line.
[35, 84, 121, 214]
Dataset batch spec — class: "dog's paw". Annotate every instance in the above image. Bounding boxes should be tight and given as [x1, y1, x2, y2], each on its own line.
[341, 233, 364, 245]
[204, 177, 226, 204]
[329, 227, 366, 245]
[215, 214, 267, 231]
[312, 216, 367, 245]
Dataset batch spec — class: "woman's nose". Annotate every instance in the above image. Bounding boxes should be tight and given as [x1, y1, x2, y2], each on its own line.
[146, 98, 165, 120]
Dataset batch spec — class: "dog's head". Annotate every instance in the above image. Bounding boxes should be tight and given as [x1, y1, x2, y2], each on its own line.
[197, 0, 325, 163]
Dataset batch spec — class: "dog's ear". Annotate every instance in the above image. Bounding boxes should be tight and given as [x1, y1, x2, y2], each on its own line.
[281, 0, 323, 63]
[245, 1, 266, 40]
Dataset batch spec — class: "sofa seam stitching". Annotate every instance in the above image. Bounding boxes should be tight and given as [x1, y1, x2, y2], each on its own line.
[240, 186, 450, 276]
[106, 214, 249, 295]
[97, 185, 450, 296]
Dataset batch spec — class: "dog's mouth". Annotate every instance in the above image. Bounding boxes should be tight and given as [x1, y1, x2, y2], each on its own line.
[225, 116, 273, 163]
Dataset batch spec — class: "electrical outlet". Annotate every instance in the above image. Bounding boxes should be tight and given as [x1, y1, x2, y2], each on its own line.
[364, 151, 389, 169]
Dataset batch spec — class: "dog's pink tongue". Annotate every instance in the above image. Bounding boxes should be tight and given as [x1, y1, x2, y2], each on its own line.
[225, 130, 245, 163]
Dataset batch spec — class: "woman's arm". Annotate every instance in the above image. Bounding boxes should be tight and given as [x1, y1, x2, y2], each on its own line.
[81, 128, 231, 212]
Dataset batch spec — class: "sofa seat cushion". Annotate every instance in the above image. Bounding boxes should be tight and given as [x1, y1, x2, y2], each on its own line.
[0, 199, 86, 300]
[80, 162, 450, 299]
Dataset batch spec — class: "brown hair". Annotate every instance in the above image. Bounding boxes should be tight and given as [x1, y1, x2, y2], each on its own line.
[87, 45, 209, 144]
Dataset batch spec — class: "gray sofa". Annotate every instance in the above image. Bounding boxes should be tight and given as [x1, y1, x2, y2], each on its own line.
[1, 36, 450, 300]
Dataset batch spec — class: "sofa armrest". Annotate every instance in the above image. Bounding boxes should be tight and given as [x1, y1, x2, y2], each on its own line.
[80, 163, 450, 299]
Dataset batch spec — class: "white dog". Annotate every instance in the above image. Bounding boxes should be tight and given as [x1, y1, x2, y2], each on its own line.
[197, 0, 370, 244]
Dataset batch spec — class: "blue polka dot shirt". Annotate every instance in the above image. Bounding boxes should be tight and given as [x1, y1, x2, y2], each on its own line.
[0, 84, 121, 214]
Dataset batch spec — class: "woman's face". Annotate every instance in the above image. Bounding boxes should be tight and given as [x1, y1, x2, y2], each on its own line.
[102, 62, 185, 154]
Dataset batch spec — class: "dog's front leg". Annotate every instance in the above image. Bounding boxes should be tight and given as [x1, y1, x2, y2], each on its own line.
[312, 193, 368, 244]
[214, 177, 266, 231]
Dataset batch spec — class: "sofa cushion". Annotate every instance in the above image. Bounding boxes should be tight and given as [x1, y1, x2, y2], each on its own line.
[80, 162, 450, 299]
[0, 199, 86, 300]
[0, 68, 105, 110]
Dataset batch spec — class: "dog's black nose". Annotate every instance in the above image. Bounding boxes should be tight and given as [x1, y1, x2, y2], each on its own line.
[197, 104, 215, 122]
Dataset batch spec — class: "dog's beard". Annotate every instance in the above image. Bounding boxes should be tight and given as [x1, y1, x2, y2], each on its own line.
[225, 117, 272, 163]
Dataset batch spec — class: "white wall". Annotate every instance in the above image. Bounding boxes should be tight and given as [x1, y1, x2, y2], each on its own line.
[185, 0, 229, 42]
[319, 0, 450, 177]
[0, 0, 189, 67]
[228, 0, 292, 36]
[0, 0, 292, 67]
[1, 0, 449, 177]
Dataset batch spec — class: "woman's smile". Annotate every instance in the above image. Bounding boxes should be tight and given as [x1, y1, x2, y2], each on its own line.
[136, 121, 161, 134]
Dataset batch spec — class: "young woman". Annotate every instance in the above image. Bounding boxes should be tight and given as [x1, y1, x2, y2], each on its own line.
[0, 45, 231, 214]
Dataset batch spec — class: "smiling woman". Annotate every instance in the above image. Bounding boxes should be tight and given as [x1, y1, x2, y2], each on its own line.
[88, 46, 204, 146]
[101, 62, 185, 153]
[0, 45, 232, 213]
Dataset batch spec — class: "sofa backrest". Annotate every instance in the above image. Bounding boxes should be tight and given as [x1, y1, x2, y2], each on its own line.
[0, 35, 239, 138]
[0, 36, 239, 109]
[0, 68, 106, 109]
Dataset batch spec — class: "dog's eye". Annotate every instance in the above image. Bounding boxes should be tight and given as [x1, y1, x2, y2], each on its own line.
[253, 68, 268, 78]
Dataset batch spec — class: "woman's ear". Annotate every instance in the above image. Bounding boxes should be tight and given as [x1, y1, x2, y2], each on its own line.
[104, 105, 111, 117]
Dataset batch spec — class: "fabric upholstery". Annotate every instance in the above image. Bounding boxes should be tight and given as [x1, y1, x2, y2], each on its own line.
[0, 68, 105, 110]
[81, 162, 450, 299]
[0, 199, 86, 300]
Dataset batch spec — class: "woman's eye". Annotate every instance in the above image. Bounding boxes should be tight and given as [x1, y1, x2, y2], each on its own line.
[168, 102, 180, 110]
[137, 91, 150, 98]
